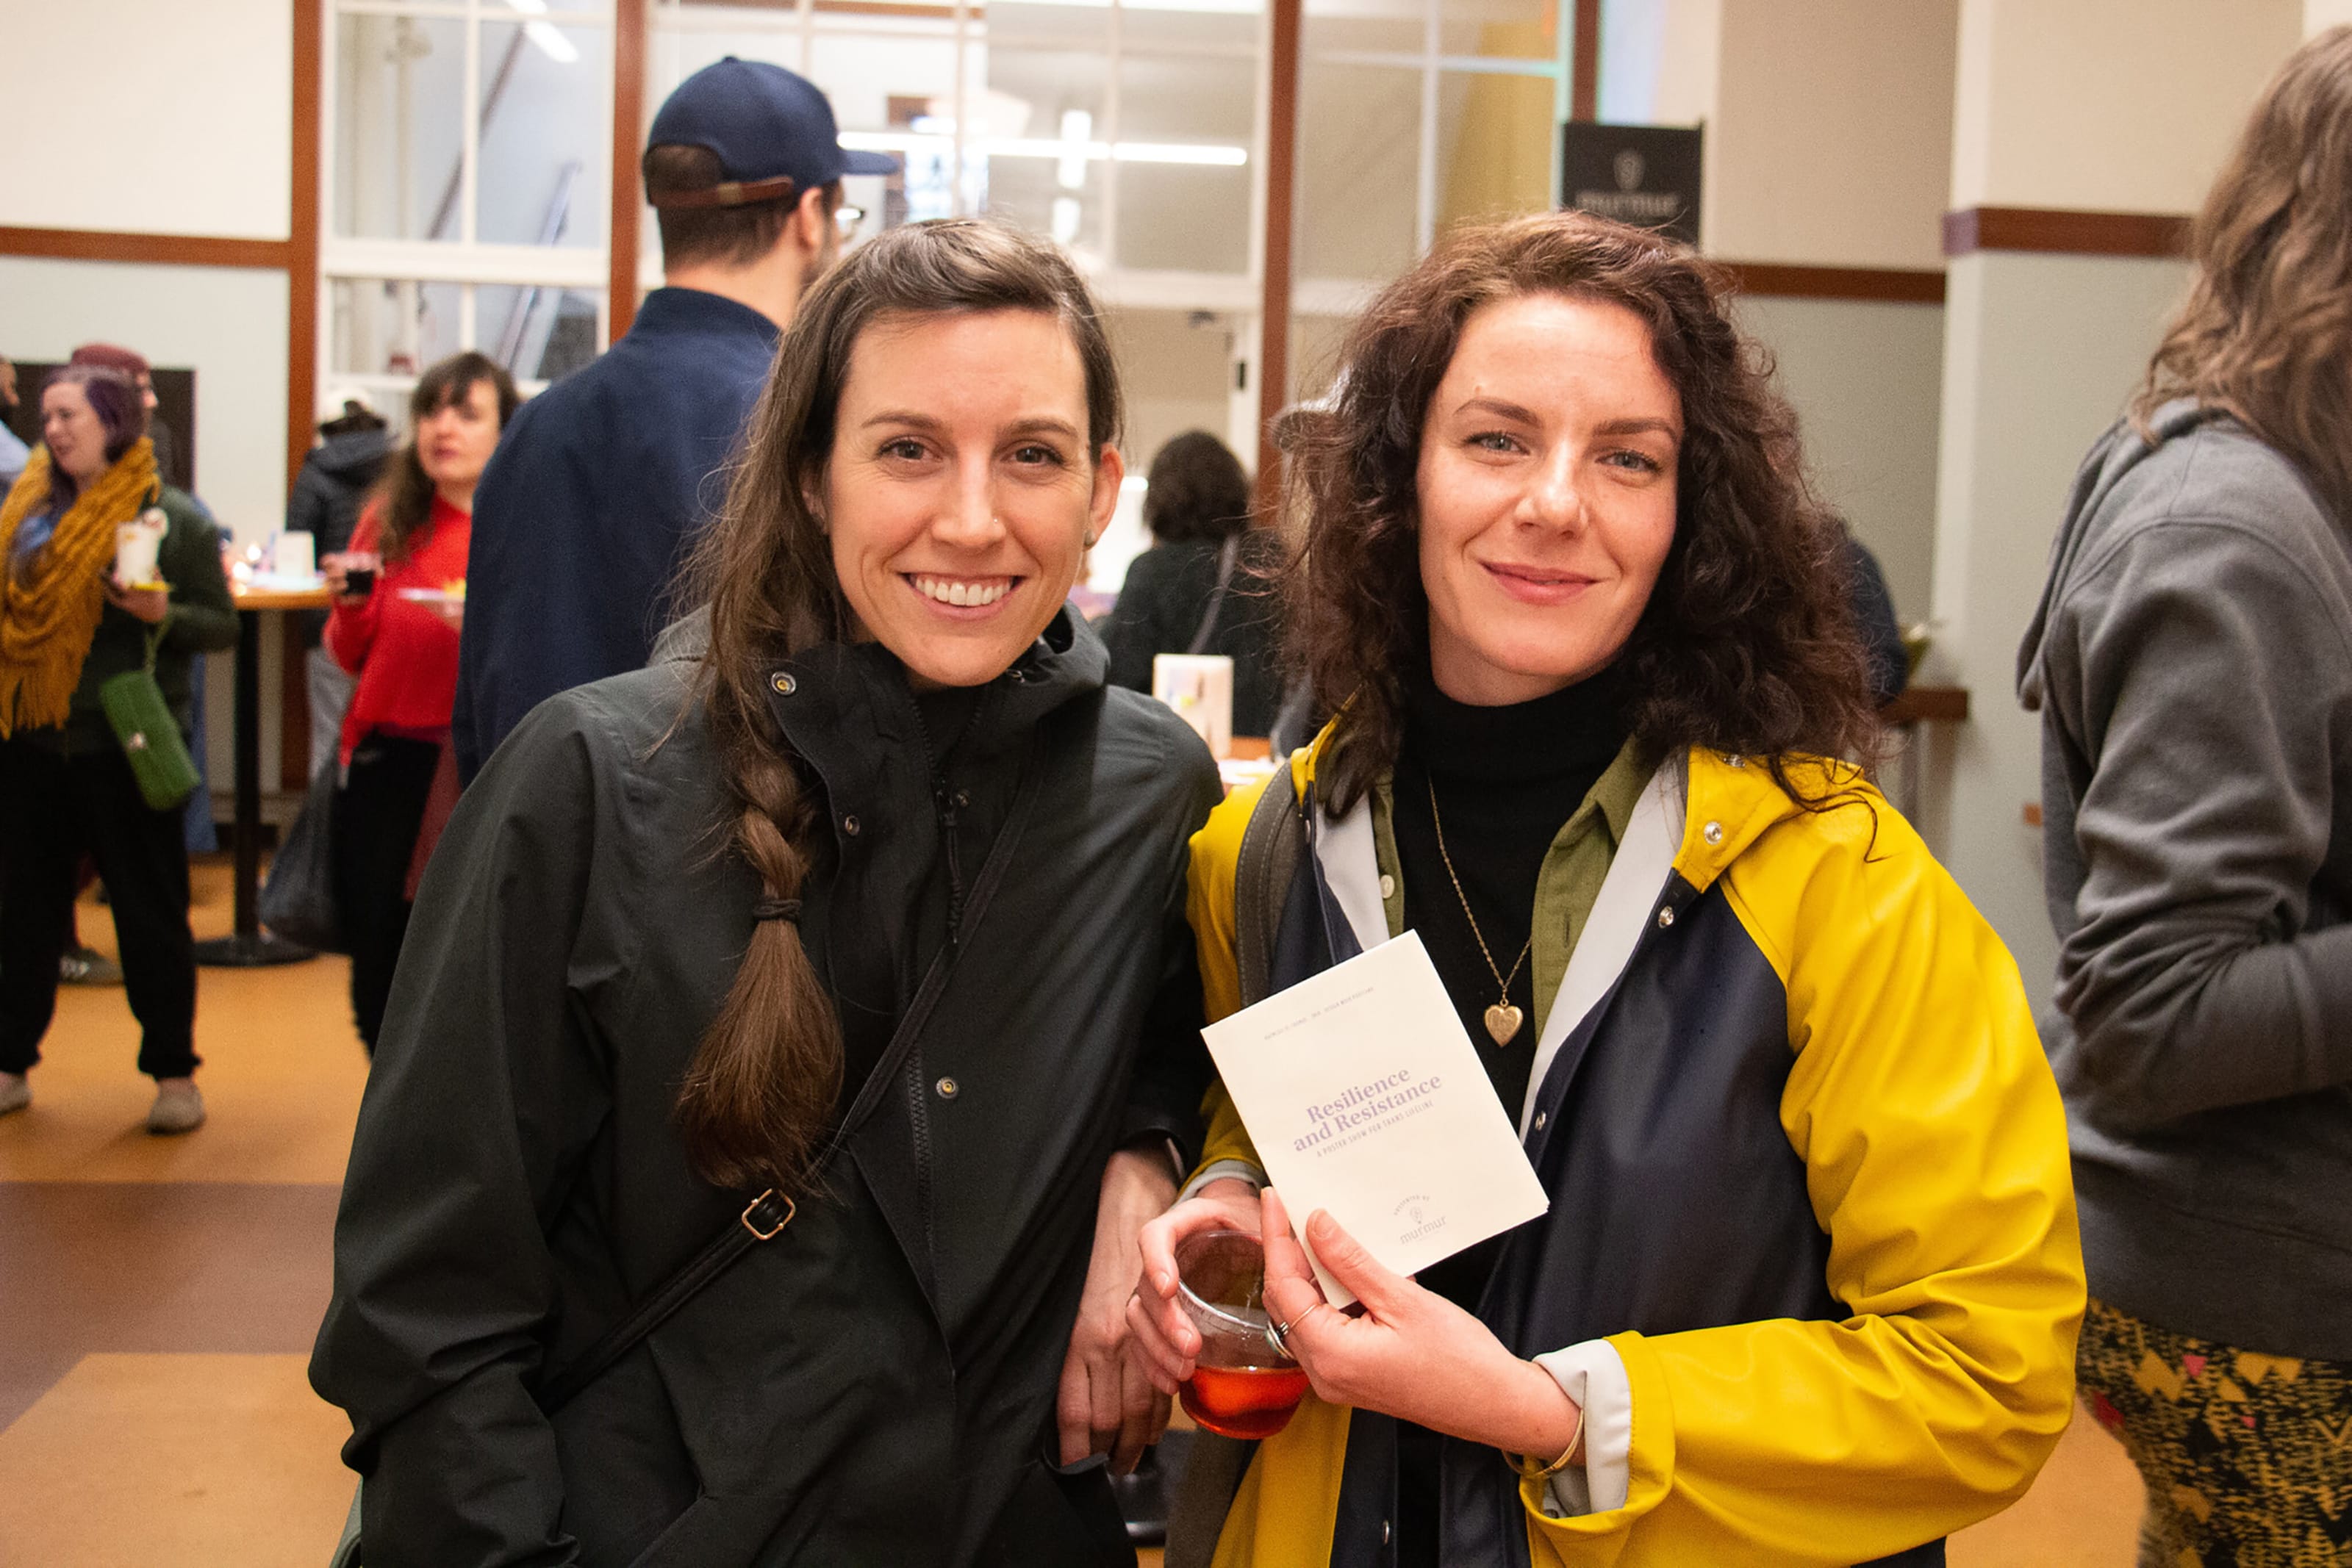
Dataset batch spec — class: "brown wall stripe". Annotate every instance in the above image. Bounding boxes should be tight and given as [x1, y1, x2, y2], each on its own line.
[1252, 0, 1302, 521]
[1571, 0, 1599, 123]
[287, 0, 323, 497]
[0, 227, 293, 270]
[1720, 262, 1947, 304]
[609, 0, 649, 341]
[1943, 205, 2191, 259]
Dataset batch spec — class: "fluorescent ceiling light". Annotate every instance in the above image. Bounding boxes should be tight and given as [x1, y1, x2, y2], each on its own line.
[524, 19, 579, 62]
[1058, 110, 1093, 189]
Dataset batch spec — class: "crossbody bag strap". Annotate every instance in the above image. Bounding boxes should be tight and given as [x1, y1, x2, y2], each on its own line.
[1184, 535, 1244, 655]
[534, 730, 1048, 1418]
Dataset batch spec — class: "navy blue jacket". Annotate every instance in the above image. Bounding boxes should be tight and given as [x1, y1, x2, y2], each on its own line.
[453, 287, 781, 780]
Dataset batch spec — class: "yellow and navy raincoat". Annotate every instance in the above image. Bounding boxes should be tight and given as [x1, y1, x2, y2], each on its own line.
[1185, 733, 2084, 1568]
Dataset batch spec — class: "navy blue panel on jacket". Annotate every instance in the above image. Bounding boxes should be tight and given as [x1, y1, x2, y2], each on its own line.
[453, 287, 781, 780]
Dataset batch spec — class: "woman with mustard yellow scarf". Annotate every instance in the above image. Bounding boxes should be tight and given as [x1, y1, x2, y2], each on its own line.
[0, 364, 235, 1132]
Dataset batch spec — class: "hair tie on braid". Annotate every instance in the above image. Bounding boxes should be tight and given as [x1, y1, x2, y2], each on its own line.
[751, 897, 803, 924]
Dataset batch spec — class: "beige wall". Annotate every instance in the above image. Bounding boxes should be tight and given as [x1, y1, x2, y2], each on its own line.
[1708, 0, 1957, 268]
[2312, 0, 2352, 33]
[0, 0, 293, 240]
[1950, 0, 2300, 212]
[1737, 297, 1946, 622]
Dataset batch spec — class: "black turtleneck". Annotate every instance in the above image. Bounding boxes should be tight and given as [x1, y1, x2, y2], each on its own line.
[1388, 661, 1629, 1568]
[1391, 661, 1631, 1144]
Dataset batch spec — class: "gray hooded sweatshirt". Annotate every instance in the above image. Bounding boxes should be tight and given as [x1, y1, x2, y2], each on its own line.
[2018, 400, 2352, 1359]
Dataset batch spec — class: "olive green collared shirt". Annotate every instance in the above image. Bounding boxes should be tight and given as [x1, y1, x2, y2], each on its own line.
[1369, 736, 1654, 1043]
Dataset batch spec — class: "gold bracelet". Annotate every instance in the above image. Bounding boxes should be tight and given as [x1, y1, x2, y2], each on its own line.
[1508, 1403, 1585, 1481]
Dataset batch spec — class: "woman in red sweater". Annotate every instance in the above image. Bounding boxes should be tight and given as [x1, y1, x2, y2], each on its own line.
[324, 352, 517, 1051]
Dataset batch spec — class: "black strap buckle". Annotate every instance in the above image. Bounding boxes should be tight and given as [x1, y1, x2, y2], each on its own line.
[740, 1190, 797, 1242]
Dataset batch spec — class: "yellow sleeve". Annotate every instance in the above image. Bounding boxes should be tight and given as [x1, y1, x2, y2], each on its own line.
[1188, 772, 1266, 1176]
[1524, 794, 2086, 1567]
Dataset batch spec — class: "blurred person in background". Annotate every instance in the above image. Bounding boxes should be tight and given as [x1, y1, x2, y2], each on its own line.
[69, 343, 178, 488]
[290, 386, 393, 778]
[324, 353, 515, 1054]
[0, 356, 27, 490]
[1100, 430, 1285, 739]
[0, 364, 235, 1132]
[2018, 28, 2352, 1564]
[453, 57, 894, 781]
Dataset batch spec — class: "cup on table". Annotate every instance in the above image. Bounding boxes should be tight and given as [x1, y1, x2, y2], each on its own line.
[1152, 653, 1236, 759]
[1175, 1228, 1309, 1439]
[272, 531, 315, 578]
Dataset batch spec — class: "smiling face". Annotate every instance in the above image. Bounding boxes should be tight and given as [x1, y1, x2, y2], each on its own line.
[40, 381, 111, 484]
[822, 308, 1122, 688]
[415, 378, 503, 500]
[1414, 291, 1682, 706]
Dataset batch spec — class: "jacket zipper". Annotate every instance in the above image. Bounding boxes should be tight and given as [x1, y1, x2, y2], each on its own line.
[906, 686, 993, 943]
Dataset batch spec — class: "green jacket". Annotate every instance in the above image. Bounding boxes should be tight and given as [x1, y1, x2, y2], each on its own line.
[52, 484, 238, 755]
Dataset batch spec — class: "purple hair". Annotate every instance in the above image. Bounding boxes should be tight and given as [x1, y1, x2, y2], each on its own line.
[40, 364, 150, 506]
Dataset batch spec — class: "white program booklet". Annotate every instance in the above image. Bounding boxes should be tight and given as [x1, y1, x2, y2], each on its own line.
[1200, 930, 1550, 1307]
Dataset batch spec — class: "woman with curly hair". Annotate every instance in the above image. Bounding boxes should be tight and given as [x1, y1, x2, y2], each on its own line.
[1128, 211, 2084, 1567]
[2019, 28, 2352, 1565]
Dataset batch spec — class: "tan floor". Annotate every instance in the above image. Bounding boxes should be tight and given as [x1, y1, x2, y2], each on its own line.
[0, 864, 2153, 1565]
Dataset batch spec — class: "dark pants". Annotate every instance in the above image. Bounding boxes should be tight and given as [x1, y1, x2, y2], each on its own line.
[330, 734, 440, 1052]
[0, 741, 200, 1079]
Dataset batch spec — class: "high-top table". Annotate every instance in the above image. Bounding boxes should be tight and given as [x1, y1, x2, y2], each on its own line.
[193, 580, 333, 967]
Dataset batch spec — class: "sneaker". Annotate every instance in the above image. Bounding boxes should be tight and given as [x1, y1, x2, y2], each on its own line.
[147, 1079, 205, 1135]
[0, 1073, 26, 1118]
[60, 946, 123, 986]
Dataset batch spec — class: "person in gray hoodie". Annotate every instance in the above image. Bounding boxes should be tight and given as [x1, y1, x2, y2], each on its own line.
[2017, 28, 2352, 1564]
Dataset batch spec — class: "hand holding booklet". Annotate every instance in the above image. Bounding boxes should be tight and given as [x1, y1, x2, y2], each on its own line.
[1200, 932, 1549, 1307]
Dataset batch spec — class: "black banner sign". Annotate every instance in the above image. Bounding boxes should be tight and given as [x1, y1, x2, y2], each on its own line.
[1560, 123, 1703, 247]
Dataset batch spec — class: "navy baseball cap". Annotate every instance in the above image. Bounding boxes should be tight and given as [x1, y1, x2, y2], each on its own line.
[647, 57, 898, 208]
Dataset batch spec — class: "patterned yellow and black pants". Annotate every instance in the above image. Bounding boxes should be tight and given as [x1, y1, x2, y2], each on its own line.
[2079, 1297, 2352, 1566]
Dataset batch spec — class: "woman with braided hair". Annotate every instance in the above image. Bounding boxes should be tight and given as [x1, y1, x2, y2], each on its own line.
[313, 218, 1222, 1566]
[0, 364, 235, 1132]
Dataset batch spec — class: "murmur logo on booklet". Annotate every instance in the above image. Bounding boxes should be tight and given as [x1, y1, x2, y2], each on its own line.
[1393, 1193, 1448, 1245]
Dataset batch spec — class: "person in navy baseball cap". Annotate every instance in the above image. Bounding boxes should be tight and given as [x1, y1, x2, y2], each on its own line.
[450, 57, 900, 786]
[647, 56, 899, 206]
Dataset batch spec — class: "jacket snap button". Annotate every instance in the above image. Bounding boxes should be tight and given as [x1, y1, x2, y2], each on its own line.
[1724, 752, 1746, 768]
[1378, 874, 1395, 900]
[1656, 906, 1676, 929]
[1703, 820, 1724, 845]
[771, 672, 796, 696]
[935, 1076, 959, 1099]
[842, 814, 861, 837]
[1381, 1520, 1391, 1545]
[1534, 1110, 1547, 1132]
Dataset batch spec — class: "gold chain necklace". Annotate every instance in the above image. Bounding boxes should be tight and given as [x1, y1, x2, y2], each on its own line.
[1426, 776, 1531, 1046]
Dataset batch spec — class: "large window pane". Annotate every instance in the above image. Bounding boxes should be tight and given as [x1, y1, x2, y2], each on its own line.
[1305, 0, 1426, 57]
[985, 1, 1112, 52]
[1114, 51, 1254, 273]
[1120, 3, 1261, 54]
[1298, 61, 1419, 281]
[1436, 0, 1559, 62]
[330, 278, 463, 378]
[477, 285, 606, 384]
[334, 14, 465, 242]
[1435, 69, 1556, 232]
[477, 21, 612, 248]
[983, 48, 1108, 256]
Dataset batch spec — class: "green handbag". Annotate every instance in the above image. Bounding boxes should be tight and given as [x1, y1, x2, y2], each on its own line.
[99, 626, 201, 812]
